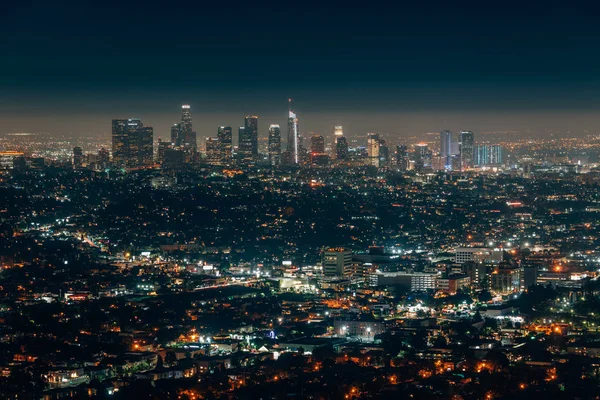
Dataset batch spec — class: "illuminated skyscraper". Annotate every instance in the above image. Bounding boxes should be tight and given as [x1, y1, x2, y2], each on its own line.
[218, 126, 233, 165]
[440, 130, 453, 170]
[170, 124, 180, 145]
[268, 124, 281, 166]
[459, 130, 475, 170]
[205, 137, 220, 165]
[367, 133, 380, 167]
[112, 118, 154, 167]
[287, 99, 299, 164]
[310, 134, 325, 154]
[333, 125, 343, 143]
[476, 145, 504, 165]
[238, 116, 258, 162]
[396, 145, 409, 171]
[336, 137, 348, 160]
[180, 104, 193, 146]
[72, 146, 83, 169]
[414, 143, 431, 171]
[170, 105, 196, 150]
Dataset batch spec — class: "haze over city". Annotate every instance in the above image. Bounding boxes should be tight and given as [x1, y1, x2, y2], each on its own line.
[2, 1, 600, 137]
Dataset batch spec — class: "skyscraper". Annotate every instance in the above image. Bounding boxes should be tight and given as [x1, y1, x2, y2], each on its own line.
[268, 124, 281, 166]
[414, 143, 431, 171]
[367, 133, 380, 167]
[205, 137, 220, 165]
[170, 124, 180, 145]
[476, 145, 504, 165]
[396, 145, 409, 171]
[333, 126, 343, 143]
[238, 116, 258, 162]
[218, 126, 233, 165]
[459, 130, 475, 170]
[112, 118, 154, 167]
[310, 134, 325, 154]
[440, 130, 453, 170]
[112, 119, 130, 166]
[287, 99, 299, 164]
[72, 146, 83, 169]
[170, 105, 196, 150]
[180, 104, 194, 149]
[336, 137, 348, 160]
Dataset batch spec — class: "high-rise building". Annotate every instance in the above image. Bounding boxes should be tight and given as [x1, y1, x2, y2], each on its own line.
[310, 134, 325, 154]
[333, 125, 343, 143]
[322, 248, 353, 278]
[459, 130, 475, 170]
[287, 99, 299, 164]
[162, 148, 185, 171]
[72, 147, 83, 169]
[170, 124, 180, 145]
[157, 138, 170, 163]
[336, 137, 349, 160]
[180, 104, 195, 149]
[476, 145, 504, 165]
[205, 137, 220, 165]
[170, 105, 196, 150]
[367, 133, 380, 167]
[310, 134, 328, 166]
[112, 119, 130, 166]
[217, 126, 233, 165]
[414, 143, 431, 171]
[268, 124, 281, 166]
[112, 118, 154, 167]
[440, 130, 453, 170]
[396, 145, 409, 170]
[379, 140, 389, 166]
[238, 116, 258, 162]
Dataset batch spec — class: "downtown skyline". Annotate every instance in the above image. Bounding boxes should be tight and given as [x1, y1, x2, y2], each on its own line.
[1, 1, 600, 136]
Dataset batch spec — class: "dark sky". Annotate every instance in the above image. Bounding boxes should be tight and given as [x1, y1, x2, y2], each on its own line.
[1, 0, 600, 139]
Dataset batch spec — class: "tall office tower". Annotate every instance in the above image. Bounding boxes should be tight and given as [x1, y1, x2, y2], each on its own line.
[180, 105, 194, 148]
[489, 145, 504, 164]
[414, 143, 431, 171]
[268, 124, 281, 166]
[72, 146, 83, 169]
[367, 133, 380, 167]
[157, 138, 171, 163]
[459, 130, 475, 170]
[440, 130, 453, 170]
[162, 148, 185, 171]
[336, 136, 349, 160]
[138, 126, 154, 165]
[379, 140, 389, 166]
[112, 119, 130, 166]
[237, 126, 248, 161]
[287, 99, 299, 164]
[396, 145, 409, 170]
[322, 248, 353, 277]
[112, 118, 154, 167]
[205, 137, 221, 165]
[333, 125, 344, 143]
[217, 126, 233, 165]
[238, 116, 258, 162]
[476, 145, 504, 165]
[170, 124, 180, 145]
[310, 134, 325, 154]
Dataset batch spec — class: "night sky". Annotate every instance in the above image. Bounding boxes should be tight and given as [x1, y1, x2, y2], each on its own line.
[1, 1, 600, 138]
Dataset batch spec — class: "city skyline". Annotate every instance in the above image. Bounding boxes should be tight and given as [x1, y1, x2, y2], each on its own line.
[2, 2, 600, 136]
